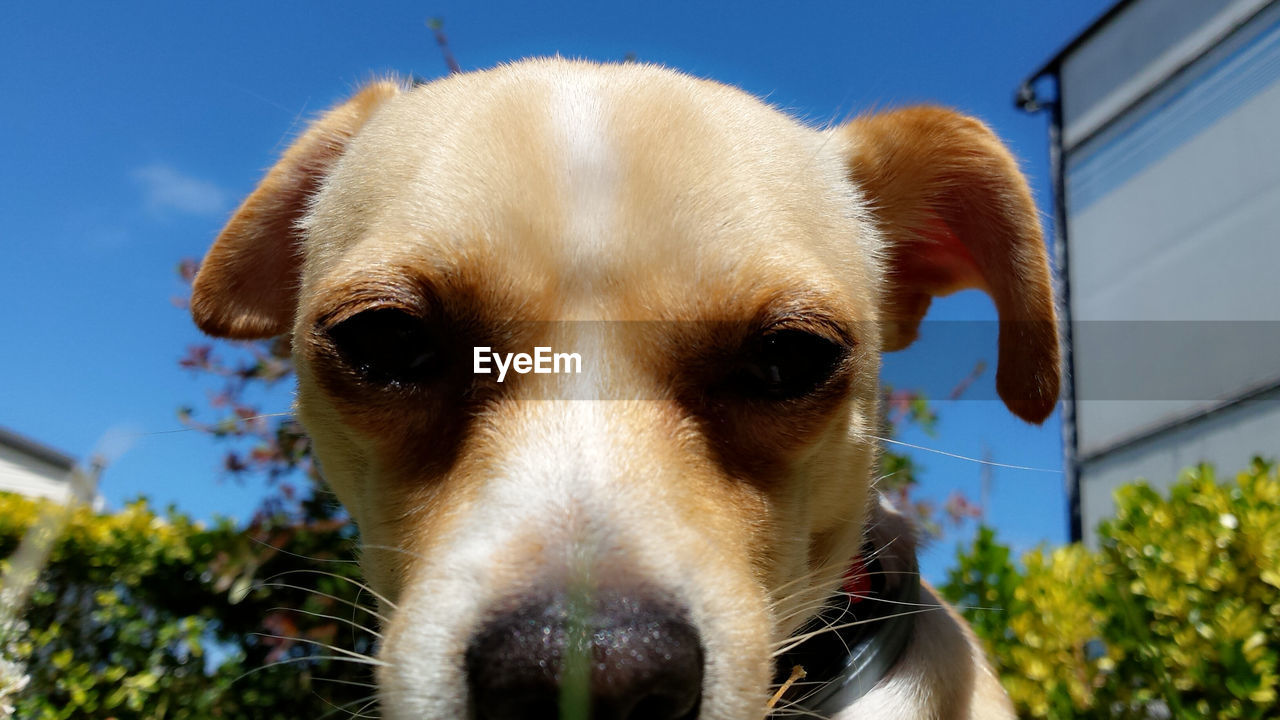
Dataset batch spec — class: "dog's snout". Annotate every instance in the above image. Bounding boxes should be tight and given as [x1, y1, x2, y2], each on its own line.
[466, 592, 704, 720]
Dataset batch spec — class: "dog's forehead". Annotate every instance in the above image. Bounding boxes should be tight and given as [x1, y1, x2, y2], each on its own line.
[304, 60, 878, 320]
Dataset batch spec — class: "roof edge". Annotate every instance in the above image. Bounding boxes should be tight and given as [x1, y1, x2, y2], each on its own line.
[1017, 0, 1135, 111]
[0, 426, 77, 471]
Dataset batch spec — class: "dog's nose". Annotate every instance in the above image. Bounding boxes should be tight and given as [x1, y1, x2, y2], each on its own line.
[466, 592, 704, 720]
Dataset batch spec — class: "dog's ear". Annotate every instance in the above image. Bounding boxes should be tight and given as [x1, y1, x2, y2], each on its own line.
[191, 81, 401, 339]
[842, 107, 1060, 424]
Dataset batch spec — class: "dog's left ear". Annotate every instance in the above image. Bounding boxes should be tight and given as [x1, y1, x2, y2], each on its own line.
[842, 107, 1060, 424]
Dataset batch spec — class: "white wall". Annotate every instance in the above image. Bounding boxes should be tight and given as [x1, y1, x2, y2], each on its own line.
[0, 442, 74, 504]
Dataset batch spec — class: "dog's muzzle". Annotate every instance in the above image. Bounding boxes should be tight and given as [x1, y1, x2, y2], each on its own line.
[465, 591, 704, 720]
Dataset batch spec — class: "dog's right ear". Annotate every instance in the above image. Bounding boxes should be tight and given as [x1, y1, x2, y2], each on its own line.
[191, 81, 401, 339]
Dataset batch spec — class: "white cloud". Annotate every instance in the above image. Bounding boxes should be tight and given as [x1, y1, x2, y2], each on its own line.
[133, 163, 228, 216]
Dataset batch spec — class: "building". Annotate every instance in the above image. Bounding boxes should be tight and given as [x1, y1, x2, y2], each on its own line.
[1018, 0, 1280, 543]
[0, 426, 94, 506]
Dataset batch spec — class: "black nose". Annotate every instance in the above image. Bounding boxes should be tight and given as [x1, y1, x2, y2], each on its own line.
[466, 591, 704, 720]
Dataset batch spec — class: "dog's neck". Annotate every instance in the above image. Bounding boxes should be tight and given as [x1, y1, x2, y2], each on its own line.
[774, 514, 922, 713]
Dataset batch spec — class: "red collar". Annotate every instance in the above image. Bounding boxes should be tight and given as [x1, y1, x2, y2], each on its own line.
[841, 554, 872, 600]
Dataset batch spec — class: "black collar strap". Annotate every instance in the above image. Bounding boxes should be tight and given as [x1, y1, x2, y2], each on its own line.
[772, 541, 921, 715]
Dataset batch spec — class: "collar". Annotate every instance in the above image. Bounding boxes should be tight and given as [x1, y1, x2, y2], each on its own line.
[771, 543, 921, 715]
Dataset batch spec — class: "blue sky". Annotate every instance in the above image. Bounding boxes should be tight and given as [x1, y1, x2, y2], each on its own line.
[0, 0, 1114, 579]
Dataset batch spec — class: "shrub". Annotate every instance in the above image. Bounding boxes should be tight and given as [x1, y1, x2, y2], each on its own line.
[943, 459, 1280, 719]
[0, 493, 379, 719]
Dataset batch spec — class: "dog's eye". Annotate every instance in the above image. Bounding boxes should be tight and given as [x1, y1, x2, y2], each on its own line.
[735, 329, 846, 400]
[327, 308, 439, 385]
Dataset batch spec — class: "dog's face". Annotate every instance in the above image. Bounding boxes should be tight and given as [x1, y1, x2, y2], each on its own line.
[192, 60, 1057, 718]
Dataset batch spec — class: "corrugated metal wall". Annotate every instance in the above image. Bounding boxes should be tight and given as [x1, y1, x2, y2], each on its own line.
[1059, 0, 1280, 543]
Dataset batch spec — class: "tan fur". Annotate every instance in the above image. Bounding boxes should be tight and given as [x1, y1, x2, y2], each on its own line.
[842, 108, 1060, 423]
[191, 59, 1053, 719]
[192, 80, 402, 338]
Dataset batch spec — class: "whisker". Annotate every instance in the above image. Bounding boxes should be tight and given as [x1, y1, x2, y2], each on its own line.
[814, 608, 855, 659]
[841, 592, 1006, 613]
[232, 654, 386, 685]
[765, 678, 837, 690]
[133, 411, 296, 437]
[351, 584, 371, 649]
[248, 632, 388, 666]
[771, 607, 942, 657]
[765, 675, 841, 719]
[771, 593, 842, 633]
[251, 534, 360, 564]
[350, 697, 382, 719]
[315, 691, 380, 720]
[264, 569, 397, 610]
[838, 592, 936, 610]
[768, 660, 866, 718]
[767, 563, 850, 607]
[854, 535, 901, 565]
[311, 676, 380, 691]
[774, 597, 836, 626]
[768, 566, 921, 614]
[767, 536, 908, 615]
[358, 542, 433, 566]
[952, 602, 1010, 615]
[267, 605, 384, 640]
[767, 695, 834, 718]
[870, 434, 1061, 473]
[258, 581, 389, 625]
[766, 706, 833, 719]
[769, 581, 833, 612]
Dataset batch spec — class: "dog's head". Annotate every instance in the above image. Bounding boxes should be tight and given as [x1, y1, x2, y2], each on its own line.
[192, 60, 1057, 718]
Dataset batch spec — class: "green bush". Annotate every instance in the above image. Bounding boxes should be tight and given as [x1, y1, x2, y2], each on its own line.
[0, 493, 379, 719]
[943, 459, 1280, 719]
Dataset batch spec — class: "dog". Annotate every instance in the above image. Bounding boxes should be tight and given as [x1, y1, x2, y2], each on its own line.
[190, 59, 1058, 719]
